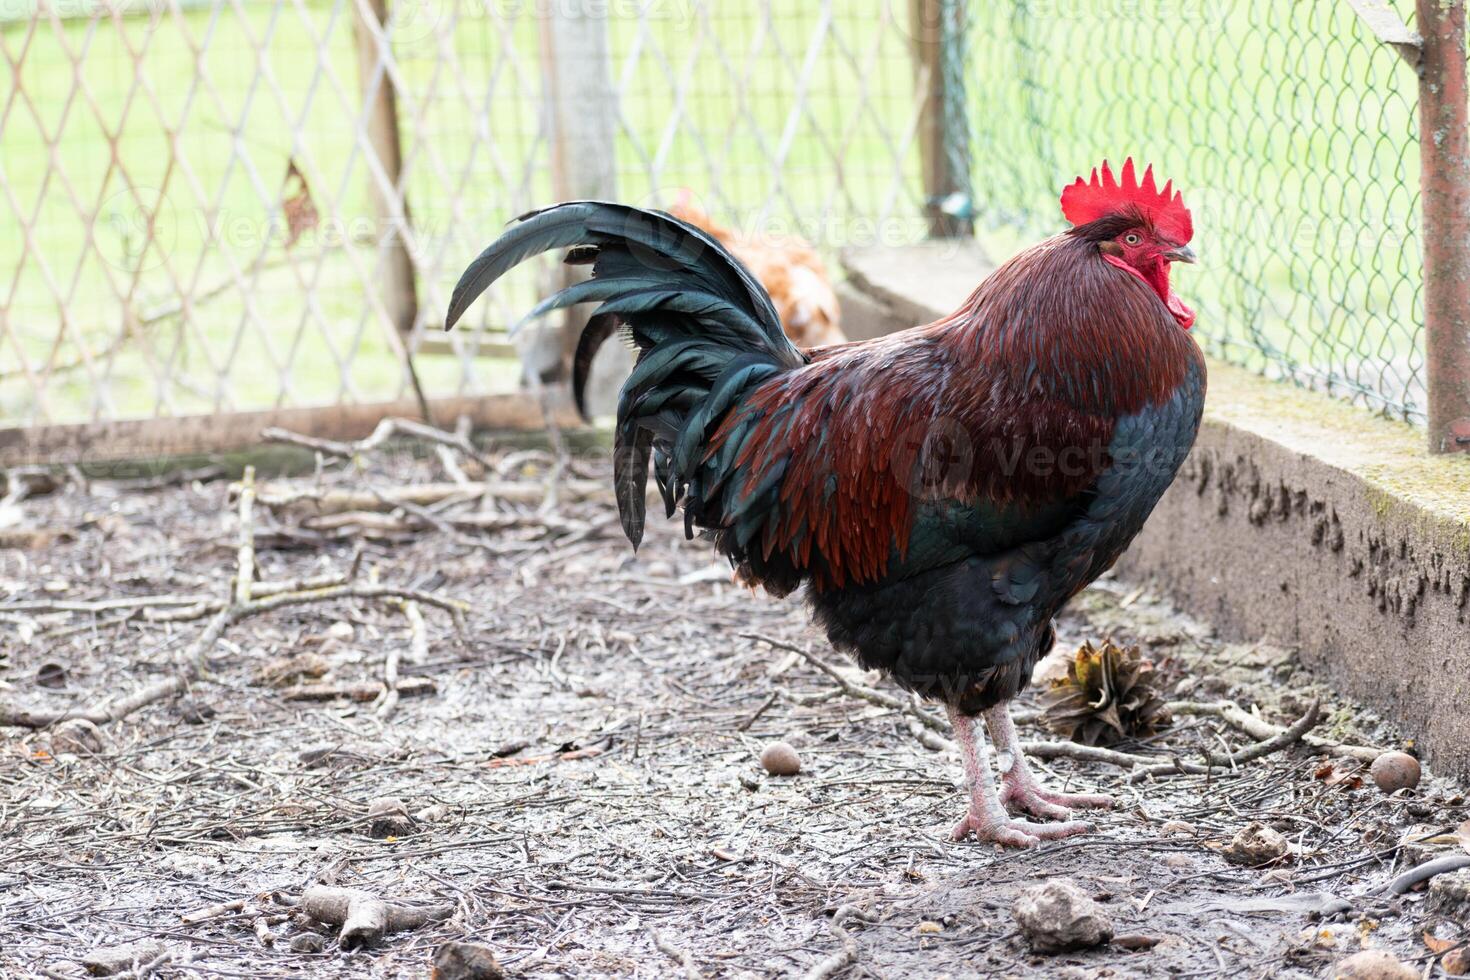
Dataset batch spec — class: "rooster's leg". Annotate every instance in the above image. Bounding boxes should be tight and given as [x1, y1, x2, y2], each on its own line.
[947, 706, 1093, 848]
[984, 702, 1114, 820]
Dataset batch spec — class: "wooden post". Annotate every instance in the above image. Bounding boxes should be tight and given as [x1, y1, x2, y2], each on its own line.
[909, 0, 972, 238]
[537, 0, 620, 385]
[353, 0, 419, 337]
[1418, 0, 1470, 453]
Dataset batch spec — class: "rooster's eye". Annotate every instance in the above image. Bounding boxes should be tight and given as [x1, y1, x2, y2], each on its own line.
[1124, 233, 1141, 246]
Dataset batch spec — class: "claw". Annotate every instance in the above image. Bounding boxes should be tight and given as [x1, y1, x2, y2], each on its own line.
[951, 811, 1094, 848]
[999, 777, 1114, 821]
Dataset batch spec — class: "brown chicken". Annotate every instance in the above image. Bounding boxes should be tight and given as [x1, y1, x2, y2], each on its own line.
[666, 195, 845, 348]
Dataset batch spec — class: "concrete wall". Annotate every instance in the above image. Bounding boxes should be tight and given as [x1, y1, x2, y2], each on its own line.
[841, 245, 1470, 777]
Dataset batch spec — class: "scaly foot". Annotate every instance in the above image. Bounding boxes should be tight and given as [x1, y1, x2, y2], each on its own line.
[950, 809, 1095, 848]
[998, 770, 1114, 822]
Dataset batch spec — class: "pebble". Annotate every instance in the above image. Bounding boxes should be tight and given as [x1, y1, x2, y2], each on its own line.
[81, 940, 169, 976]
[759, 741, 801, 776]
[49, 717, 105, 756]
[1012, 878, 1112, 953]
[289, 932, 325, 954]
[1223, 821, 1290, 866]
[366, 796, 415, 839]
[1428, 868, 1470, 918]
[433, 941, 505, 979]
[1369, 752, 1420, 793]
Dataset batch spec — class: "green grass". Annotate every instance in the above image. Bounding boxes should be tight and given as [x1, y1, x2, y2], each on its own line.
[0, 0, 1427, 429]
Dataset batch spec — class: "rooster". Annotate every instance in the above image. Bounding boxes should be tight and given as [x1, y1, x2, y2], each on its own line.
[666, 194, 846, 349]
[447, 159, 1203, 847]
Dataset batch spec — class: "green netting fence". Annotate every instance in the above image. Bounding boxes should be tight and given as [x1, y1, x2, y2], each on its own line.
[952, 0, 1426, 424]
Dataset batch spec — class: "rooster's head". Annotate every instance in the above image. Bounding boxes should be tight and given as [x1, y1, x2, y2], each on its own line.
[1061, 159, 1196, 330]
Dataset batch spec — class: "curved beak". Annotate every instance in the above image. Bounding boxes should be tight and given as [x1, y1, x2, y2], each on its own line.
[1162, 244, 1196, 264]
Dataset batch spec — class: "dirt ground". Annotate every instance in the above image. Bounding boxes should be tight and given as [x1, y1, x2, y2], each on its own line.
[2, 433, 1468, 979]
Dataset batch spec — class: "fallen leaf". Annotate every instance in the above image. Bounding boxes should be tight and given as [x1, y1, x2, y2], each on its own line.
[1425, 931, 1457, 954]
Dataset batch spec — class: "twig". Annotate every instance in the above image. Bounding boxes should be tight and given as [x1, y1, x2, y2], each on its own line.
[0, 585, 465, 728]
[287, 677, 435, 703]
[0, 595, 215, 614]
[741, 633, 948, 735]
[801, 905, 873, 980]
[376, 600, 426, 719]
[235, 465, 256, 605]
[181, 899, 249, 924]
[1171, 700, 1382, 763]
[299, 884, 453, 948]
[254, 480, 604, 515]
[262, 417, 492, 471]
[650, 928, 702, 979]
[1377, 854, 1470, 896]
[1127, 702, 1323, 782]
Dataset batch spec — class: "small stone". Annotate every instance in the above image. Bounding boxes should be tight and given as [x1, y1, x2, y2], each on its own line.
[50, 718, 105, 756]
[433, 941, 505, 980]
[326, 621, 355, 641]
[917, 920, 942, 934]
[759, 741, 801, 776]
[366, 796, 415, 839]
[1443, 948, 1470, 977]
[415, 803, 450, 823]
[1223, 821, 1290, 866]
[82, 940, 169, 976]
[1369, 752, 1420, 793]
[1328, 950, 1418, 979]
[1159, 820, 1196, 837]
[1163, 853, 1193, 869]
[1428, 869, 1470, 917]
[1013, 878, 1113, 953]
[288, 932, 325, 954]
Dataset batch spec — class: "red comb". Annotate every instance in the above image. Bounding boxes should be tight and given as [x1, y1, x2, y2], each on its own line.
[1060, 158, 1192, 244]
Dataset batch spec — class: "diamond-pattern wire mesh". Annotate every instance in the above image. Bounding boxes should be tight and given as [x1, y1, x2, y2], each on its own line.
[0, 0, 1436, 449]
[0, 0, 928, 438]
[962, 0, 1425, 424]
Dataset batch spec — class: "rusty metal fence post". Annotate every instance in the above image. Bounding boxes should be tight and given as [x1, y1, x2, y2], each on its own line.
[352, 0, 419, 338]
[910, 0, 974, 238]
[1418, 0, 1470, 453]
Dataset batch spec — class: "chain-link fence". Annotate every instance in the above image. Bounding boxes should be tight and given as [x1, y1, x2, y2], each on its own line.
[0, 0, 929, 461]
[961, 0, 1426, 424]
[0, 0, 1459, 464]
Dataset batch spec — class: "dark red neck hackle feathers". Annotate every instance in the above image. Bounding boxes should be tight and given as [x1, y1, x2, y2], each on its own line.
[1060, 159, 1193, 244]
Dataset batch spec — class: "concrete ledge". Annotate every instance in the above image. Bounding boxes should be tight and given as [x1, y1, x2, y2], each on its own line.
[842, 244, 1470, 778]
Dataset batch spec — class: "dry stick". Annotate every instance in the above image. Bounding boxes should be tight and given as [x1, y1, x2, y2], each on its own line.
[800, 905, 874, 980]
[262, 416, 492, 471]
[234, 465, 256, 605]
[1, 595, 215, 614]
[740, 633, 949, 735]
[1126, 702, 1323, 783]
[180, 899, 249, 924]
[0, 585, 466, 728]
[286, 677, 435, 703]
[1171, 700, 1382, 763]
[649, 929, 702, 980]
[299, 884, 453, 949]
[376, 600, 427, 719]
[255, 480, 605, 515]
